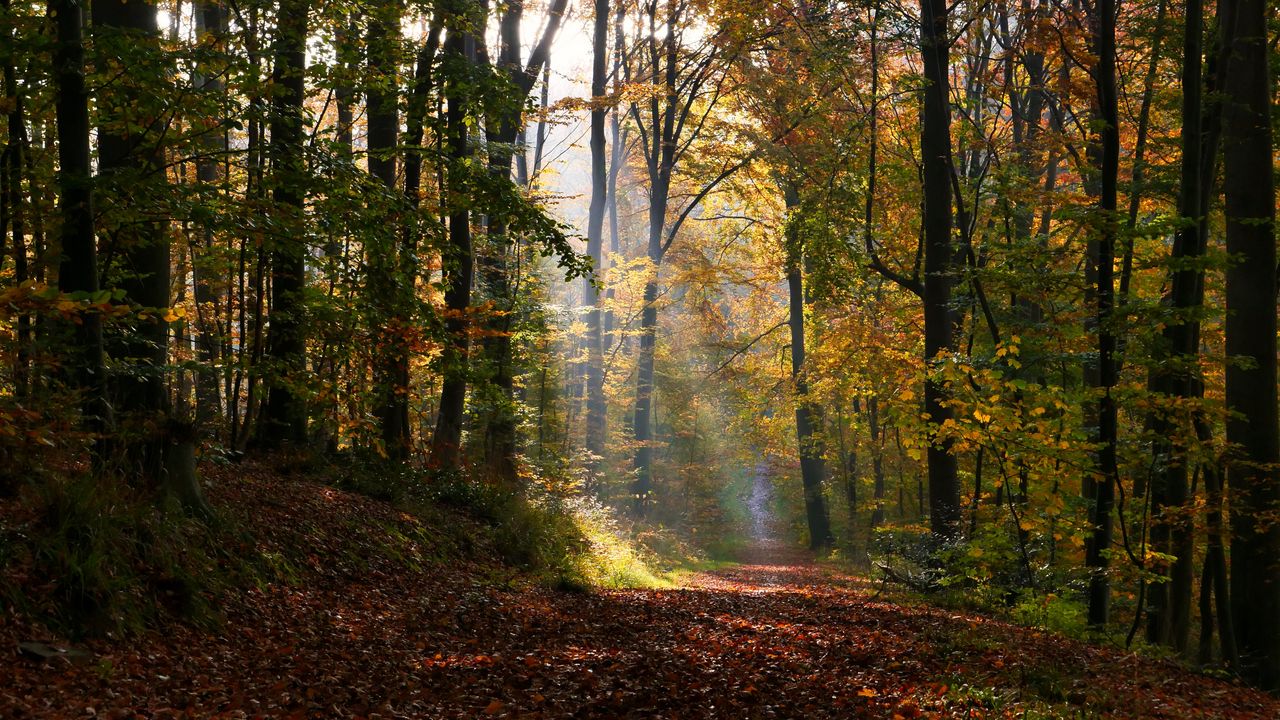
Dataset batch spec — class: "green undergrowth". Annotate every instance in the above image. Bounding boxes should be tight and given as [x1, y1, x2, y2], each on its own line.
[1, 452, 726, 639]
[0, 473, 243, 639]
[402, 469, 683, 591]
[859, 523, 1195, 666]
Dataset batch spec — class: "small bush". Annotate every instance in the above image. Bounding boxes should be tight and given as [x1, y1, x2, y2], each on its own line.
[1011, 592, 1089, 637]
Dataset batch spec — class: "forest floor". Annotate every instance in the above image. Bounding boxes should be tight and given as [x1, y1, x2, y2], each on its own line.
[4, 468, 1280, 718]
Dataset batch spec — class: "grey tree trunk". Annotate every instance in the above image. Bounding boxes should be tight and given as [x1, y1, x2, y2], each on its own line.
[191, 2, 227, 434]
[366, 0, 410, 461]
[50, 0, 109, 435]
[583, 0, 609, 483]
[1145, 0, 1217, 651]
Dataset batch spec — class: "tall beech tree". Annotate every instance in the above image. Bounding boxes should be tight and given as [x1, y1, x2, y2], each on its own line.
[366, 0, 410, 460]
[783, 184, 833, 550]
[478, 0, 567, 484]
[623, 0, 746, 516]
[1145, 0, 1218, 651]
[261, 0, 310, 446]
[1220, 0, 1280, 688]
[50, 0, 108, 431]
[92, 0, 172, 483]
[917, 0, 961, 538]
[583, 0, 610, 481]
[430, 0, 478, 469]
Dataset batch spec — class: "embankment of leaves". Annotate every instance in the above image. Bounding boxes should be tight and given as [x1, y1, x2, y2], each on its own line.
[0, 455, 680, 645]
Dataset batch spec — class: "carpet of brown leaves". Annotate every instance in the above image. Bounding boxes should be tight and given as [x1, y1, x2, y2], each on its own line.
[3, 468, 1278, 718]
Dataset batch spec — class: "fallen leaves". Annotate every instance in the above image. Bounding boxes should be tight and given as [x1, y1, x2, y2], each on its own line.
[3, 468, 1279, 718]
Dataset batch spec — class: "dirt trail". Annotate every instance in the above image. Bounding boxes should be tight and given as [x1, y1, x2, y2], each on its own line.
[406, 542, 1280, 719]
[6, 476, 1280, 718]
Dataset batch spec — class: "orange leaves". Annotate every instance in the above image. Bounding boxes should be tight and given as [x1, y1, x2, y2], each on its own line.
[7, 466, 1280, 719]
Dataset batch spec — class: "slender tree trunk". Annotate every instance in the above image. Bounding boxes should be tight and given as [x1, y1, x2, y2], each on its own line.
[476, 0, 565, 484]
[1085, 0, 1120, 630]
[919, 0, 961, 538]
[367, 0, 410, 461]
[261, 0, 310, 446]
[2, 2, 31, 398]
[783, 185, 833, 550]
[430, 3, 476, 470]
[583, 0, 609, 483]
[1197, 409, 1239, 666]
[50, 0, 109, 434]
[1146, 0, 1215, 650]
[1220, 0, 1280, 688]
[192, 0, 226, 432]
[93, 0, 180, 496]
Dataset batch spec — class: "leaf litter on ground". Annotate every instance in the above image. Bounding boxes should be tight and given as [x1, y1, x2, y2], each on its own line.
[2, 465, 1277, 718]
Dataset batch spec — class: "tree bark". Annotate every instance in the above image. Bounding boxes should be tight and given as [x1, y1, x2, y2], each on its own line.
[366, 0, 410, 461]
[430, 2, 477, 470]
[1145, 0, 1217, 651]
[260, 0, 310, 447]
[191, 0, 226, 433]
[93, 0, 190, 503]
[583, 0, 609, 484]
[51, 0, 109, 435]
[1085, 0, 1121, 630]
[1220, 0, 1280, 688]
[918, 0, 961, 539]
[784, 185, 833, 551]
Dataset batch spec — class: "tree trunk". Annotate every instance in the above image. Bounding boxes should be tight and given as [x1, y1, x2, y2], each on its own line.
[784, 185, 833, 551]
[429, 4, 476, 470]
[1085, 0, 1120, 630]
[260, 0, 309, 447]
[192, 0, 226, 433]
[1220, 0, 1280, 688]
[51, 0, 109, 434]
[918, 0, 961, 539]
[1145, 0, 1217, 650]
[583, 0, 609, 484]
[93, 0, 183, 497]
[366, 0, 410, 461]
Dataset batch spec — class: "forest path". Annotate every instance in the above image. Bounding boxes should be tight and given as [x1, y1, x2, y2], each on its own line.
[405, 540, 1280, 718]
[7, 474, 1280, 718]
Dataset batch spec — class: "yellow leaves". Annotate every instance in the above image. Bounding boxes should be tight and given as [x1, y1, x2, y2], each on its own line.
[858, 687, 878, 698]
[1043, 495, 1066, 518]
[162, 306, 187, 323]
[973, 408, 992, 424]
